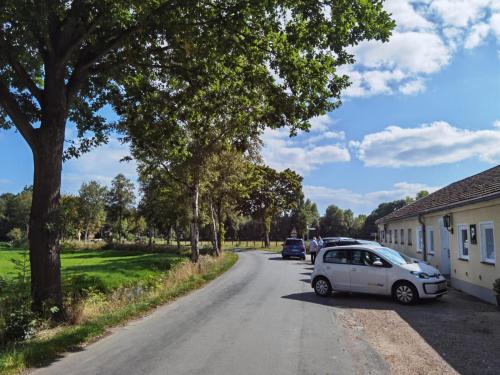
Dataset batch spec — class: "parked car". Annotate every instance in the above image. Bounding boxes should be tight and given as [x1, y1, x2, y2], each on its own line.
[311, 245, 447, 304]
[322, 237, 380, 248]
[282, 238, 306, 260]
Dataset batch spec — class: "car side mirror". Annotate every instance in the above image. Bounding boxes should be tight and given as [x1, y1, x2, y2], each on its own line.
[373, 260, 383, 267]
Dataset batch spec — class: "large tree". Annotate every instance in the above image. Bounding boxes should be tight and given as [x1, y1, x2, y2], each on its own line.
[106, 174, 135, 242]
[239, 167, 303, 247]
[78, 180, 107, 242]
[0, 1, 393, 310]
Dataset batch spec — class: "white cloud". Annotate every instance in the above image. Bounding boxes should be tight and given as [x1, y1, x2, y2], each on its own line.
[261, 128, 350, 174]
[341, 0, 500, 97]
[494, 119, 500, 128]
[261, 115, 350, 174]
[306, 131, 345, 144]
[304, 182, 440, 214]
[62, 138, 137, 193]
[464, 23, 491, 48]
[353, 31, 451, 75]
[491, 13, 500, 38]
[385, 0, 434, 31]
[399, 78, 426, 94]
[351, 121, 500, 167]
[429, 0, 491, 28]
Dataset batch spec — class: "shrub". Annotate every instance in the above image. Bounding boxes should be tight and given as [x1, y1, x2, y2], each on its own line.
[493, 279, 500, 295]
[6, 228, 23, 243]
[0, 275, 37, 345]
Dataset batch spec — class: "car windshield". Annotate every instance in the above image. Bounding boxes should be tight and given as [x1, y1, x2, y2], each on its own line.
[285, 239, 302, 246]
[375, 247, 413, 265]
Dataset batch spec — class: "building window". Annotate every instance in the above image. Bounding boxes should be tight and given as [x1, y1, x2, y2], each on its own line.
[458, 224, 469, 260]
[400, 229, 405, 245]
[394, 229, 398, 244]
[408, 229, 412, 246]
[480, 221, 495, 264]
[427, 227, 434, 255]
[416, 227, 423, 253]
[389, 230, 392, 243]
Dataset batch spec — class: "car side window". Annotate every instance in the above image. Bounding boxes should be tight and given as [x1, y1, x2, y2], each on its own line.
[351, 250, 368, 266]
[324, 250, 349, 264]
[365, 251, 391, 268]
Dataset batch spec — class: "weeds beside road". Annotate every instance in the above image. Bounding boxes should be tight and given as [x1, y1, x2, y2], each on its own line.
[0, 242, 237, 375]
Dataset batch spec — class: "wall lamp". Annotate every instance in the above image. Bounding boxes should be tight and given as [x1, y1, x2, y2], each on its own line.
[443, 214, 454, 234]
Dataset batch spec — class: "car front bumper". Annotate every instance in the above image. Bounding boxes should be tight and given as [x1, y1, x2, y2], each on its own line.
[416, 279, 448, 298]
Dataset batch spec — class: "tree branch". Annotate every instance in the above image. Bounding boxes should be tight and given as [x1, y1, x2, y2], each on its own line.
[0, 36, 44, 104]
[65, 24, 142, 105]
[0, 77, 37, 149]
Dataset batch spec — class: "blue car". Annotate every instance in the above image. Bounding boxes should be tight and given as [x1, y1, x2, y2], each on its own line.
[282, 238, 306, 260]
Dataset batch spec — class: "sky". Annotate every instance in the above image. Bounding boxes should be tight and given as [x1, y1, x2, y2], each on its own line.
[1, 0, 499, 215]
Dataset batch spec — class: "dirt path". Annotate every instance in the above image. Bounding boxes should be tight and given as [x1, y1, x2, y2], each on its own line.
[336, 308, 457, 375]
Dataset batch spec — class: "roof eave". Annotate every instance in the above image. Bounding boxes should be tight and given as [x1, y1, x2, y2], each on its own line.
[376, 191, 500, 225]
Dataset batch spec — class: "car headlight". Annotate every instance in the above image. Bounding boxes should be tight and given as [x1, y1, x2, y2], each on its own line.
[410, 271, 430, 279]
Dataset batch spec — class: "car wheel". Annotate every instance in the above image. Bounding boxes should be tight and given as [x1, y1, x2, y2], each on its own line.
[314, 277, 332, 297]
[393, 282, 418, 305]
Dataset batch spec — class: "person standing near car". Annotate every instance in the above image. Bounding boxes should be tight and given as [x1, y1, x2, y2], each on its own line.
[318, 236, 324, 250]
[310, 237, 319, 264]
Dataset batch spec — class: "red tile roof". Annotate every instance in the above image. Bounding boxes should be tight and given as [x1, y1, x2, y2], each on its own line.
[376, 165, 500, 224]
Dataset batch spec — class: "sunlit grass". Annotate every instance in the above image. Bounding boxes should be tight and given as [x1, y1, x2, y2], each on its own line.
[0, 247, 238, 375]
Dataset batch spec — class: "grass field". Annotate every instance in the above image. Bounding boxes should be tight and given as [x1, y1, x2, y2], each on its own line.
[0, 241, 238, 375]
[0, 242, 185, 292]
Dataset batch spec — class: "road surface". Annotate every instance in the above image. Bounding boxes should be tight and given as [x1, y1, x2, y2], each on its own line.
[34, 250, 388, 375]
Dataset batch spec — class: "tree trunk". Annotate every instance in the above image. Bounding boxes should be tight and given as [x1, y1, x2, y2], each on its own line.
[263, 215, 271, 248]
[216, 204, 224, 254]
[148, 228, 153, 249]
[118, 210, 123, 243]
[29, 126, 65, 314]
[84, 223, 89, 243]
[190, 183, 200, 262]
[210, 203, 220, 257]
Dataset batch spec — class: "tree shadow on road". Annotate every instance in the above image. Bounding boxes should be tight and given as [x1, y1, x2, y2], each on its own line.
[282, 290, 500, 375]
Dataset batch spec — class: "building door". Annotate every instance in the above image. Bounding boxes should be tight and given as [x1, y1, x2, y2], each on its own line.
[439, 219, 451, 276]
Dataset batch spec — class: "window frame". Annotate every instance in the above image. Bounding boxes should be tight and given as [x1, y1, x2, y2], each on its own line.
[400, 229, 405, 245]
[394, 229, 398, 244]
[457, 224, 469, 260]
[408, 228, 412, 246]
[479, 221, 496, 264]
[427, 226, 435, 255]
[416, 227, 423, 253]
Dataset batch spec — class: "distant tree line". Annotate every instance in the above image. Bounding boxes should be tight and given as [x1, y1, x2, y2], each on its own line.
[315, 190, 430, 240]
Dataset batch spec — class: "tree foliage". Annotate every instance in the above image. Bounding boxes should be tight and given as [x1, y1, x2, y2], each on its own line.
[239, 166, 303, 247]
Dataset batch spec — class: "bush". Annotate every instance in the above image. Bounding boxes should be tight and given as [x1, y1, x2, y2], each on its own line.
[0, 275, 37, 346]
[493, 279, 500, 295]
[6, 228, 23, 243]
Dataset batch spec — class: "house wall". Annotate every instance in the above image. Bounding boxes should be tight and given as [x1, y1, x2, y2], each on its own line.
[378, 197, 500, 304]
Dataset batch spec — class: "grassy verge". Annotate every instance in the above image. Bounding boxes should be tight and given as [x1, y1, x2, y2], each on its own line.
[223, 241, 282, 253]
[0, 252, 237, 375]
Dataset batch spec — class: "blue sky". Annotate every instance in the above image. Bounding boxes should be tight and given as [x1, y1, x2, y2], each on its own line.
[1, 0, 499, 215]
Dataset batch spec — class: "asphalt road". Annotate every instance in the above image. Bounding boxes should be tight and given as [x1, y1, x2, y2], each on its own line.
[34, 250, 388, 375]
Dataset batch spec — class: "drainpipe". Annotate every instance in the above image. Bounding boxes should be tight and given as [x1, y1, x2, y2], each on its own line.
[418, 214, 427, 262]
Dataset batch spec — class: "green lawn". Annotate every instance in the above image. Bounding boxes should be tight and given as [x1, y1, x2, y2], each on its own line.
[0, 242, 185, 292]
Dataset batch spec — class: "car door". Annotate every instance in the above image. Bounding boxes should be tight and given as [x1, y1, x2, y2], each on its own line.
[322, 249, 351, 291]
[349, 249, 389, 295]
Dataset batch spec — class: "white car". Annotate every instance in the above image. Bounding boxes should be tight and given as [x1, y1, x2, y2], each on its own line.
[310, 245, 447, 304]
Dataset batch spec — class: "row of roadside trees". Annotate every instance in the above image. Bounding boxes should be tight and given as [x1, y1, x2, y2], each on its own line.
[0, 1, 394, 314]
